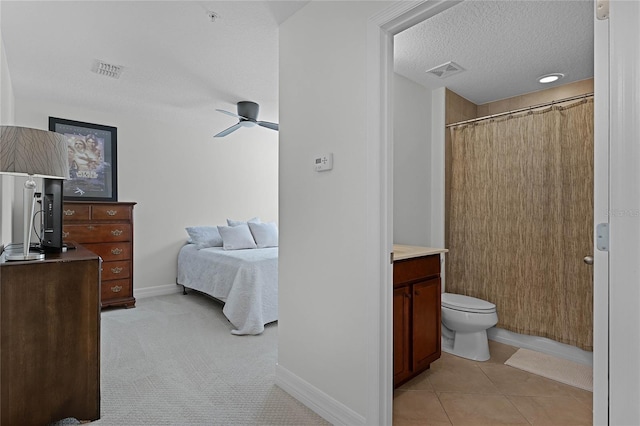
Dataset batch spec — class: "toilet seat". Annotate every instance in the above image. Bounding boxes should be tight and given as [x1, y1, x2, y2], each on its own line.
[442, 293, 496, 314]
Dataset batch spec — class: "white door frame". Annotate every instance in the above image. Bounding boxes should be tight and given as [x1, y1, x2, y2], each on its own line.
[367, 1, 615, 424]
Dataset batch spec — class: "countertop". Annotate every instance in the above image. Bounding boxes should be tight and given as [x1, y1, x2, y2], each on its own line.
[393, 244, 448, 262]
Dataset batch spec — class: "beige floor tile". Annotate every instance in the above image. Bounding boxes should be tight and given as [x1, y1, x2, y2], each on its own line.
[565, 386, 594, 410]
[398, 369, 435, 391]
[479, 341, 519, 365]
[438, 392, 529, 425]
[508, 395, 593, 425]
[479, 363, 573, 397]
[427, 354, 501, 394]
[393, 390, 452, 425]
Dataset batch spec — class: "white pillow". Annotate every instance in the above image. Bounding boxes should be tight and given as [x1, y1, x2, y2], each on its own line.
[248, 222, 278, 248]
[217, 224, 257, 250]
[185, 226, 223, 249]
[227, 217, 261, 227]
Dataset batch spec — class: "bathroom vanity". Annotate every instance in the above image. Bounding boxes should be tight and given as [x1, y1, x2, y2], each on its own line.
[393, 245, 447, 387]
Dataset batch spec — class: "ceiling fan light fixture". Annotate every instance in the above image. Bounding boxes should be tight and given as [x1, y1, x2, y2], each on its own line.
[538, 73, 564, 84]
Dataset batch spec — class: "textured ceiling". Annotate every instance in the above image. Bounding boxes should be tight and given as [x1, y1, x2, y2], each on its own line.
[1, 1, 594, 121]
[394, 0, 594, 105]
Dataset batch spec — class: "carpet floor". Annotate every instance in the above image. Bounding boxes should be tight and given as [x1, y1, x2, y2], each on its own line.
[82, 293, 328, 425]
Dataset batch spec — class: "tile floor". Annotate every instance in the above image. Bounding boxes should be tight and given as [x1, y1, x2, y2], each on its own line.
[393, 341, 593, 425]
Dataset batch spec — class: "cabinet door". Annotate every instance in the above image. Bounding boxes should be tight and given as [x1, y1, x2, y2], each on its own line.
[393, 286, 411, 384]
[412, 277, 441, 372]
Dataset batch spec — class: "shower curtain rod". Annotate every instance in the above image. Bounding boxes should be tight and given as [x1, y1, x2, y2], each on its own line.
[445, 92, 594, 128]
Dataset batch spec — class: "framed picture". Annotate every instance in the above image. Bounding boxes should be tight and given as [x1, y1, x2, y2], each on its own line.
[49, 117, 118, 202]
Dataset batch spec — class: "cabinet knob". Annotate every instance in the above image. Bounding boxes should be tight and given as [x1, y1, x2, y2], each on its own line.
[62, 231, 69, 238]
[111, 285, 122, 293]
[106, 210, 118, 216]
[111, 267, 123, 274]
[111, 229, 124, 236]
[404, 293, 411, 299]
[111, 248, 123, 255]
[63, 209, 75, 216]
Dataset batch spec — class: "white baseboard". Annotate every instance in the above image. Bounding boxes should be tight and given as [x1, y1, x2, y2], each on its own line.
[275, 364, 366, 426]
[488, 327, 593, 366]
[134, 283, 183, 299]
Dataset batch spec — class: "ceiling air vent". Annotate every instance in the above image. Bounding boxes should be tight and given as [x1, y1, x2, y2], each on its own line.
[92, 60, 123, 79]
[425, 61, 465, 79]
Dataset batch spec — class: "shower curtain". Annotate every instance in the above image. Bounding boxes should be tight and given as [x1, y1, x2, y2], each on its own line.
[447, 98, 594, 351]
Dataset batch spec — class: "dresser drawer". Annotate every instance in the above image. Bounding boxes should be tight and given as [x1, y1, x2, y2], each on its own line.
[91, 205, 132, 221]
[64, 224, 131, 243]
[62, 205, 90, 221]
[101, 278, 132, 302]
[83, 243, 131, 261]
[102, 260, 131, 281]
[394, 255, 440, 286]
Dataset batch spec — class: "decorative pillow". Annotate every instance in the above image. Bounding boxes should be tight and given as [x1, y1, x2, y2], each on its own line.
[248, 222, 278, 248]
[227, 217, 261, 227]
[185, 226, 223, 249]
[217, 224, 257, 250]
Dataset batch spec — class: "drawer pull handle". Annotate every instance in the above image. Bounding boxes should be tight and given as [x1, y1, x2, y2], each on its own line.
[106, 210, 118, 216]
[111, 267, 123, 274]
[111, 248, 123, 255]
[111, 285, 122, 293]
[63, 209, 75, 216]
[111, 230, 123, 236]
[62, 231, 69, 238]
[87, 225, 96, 231]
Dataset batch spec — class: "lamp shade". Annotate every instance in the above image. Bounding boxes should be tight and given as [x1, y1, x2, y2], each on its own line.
[0, 126, 69, 179]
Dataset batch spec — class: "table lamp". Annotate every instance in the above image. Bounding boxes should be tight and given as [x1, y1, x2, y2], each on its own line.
[0, 126, 69, 261]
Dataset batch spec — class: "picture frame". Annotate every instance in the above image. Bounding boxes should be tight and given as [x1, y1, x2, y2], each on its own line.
[49, 117, 118, 202]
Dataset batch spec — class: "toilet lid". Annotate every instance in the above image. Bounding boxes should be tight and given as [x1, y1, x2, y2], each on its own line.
[442, 293, 496, 313]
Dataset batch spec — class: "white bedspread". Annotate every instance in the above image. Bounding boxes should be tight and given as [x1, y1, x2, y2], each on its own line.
[177, 244, 278, 335]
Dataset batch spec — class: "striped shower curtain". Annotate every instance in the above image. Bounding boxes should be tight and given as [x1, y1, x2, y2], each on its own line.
[447, 98, 594, 351]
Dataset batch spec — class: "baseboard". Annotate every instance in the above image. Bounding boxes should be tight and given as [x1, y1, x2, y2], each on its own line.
[275, 364, 366, 426]
[134, 283, 183, 299]
[488, 327, 593, 366]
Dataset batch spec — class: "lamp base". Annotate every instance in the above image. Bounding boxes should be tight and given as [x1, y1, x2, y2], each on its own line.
[4, 245, 45, 261]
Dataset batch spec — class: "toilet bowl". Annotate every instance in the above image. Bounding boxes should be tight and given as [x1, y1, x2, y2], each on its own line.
[441, 293, 498, 361]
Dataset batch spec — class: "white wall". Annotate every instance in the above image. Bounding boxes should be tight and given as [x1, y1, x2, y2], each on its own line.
[278, 1, 390, 424]
[393, 73, 432, 246]
[13, 97, 278, 296]
[0, 16, 16, 245]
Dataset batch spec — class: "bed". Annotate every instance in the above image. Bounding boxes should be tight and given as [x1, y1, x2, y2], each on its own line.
[177, 244, 278, 335]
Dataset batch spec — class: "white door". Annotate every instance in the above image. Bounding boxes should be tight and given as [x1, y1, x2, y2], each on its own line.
[607, 1, 640, 424]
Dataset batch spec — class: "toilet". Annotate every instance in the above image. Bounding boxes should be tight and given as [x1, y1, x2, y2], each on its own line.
[441, 293, 498, 361]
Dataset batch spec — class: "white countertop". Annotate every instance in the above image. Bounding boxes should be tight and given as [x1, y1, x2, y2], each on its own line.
[393, 244, 448, 261]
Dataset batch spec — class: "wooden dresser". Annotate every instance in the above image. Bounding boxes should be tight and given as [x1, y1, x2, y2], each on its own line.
[393, 245, 447, 388]
[0, 246, 101, 426]
[63, 201, 136, 308]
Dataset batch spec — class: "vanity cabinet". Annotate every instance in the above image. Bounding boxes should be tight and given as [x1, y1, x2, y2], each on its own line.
[63, 201, 136, 309]
[393, 252, 442, 387]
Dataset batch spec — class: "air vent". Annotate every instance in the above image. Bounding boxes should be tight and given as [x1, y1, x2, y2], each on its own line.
[425, 61, 465, 79]
[92, 60, 123, 79]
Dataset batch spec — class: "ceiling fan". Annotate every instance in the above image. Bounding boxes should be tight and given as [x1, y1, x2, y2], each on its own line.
[214, 101, 279, 137]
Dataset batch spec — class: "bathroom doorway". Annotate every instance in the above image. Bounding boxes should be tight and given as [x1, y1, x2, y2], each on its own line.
[380, 0, 606, 422]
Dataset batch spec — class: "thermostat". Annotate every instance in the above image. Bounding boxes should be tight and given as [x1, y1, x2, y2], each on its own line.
[314, 153, 333, 172]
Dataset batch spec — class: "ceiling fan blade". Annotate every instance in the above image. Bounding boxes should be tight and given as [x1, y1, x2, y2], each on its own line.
[257, 121, 279, 131]
[216, 109, 249, 120]
[214, 122, 243, 138]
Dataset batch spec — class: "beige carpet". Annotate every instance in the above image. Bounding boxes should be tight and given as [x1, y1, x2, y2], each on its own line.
[505, 348, 593, 392]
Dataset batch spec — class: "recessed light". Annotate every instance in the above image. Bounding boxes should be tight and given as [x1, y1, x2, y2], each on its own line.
[538, 73, 564, 84]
